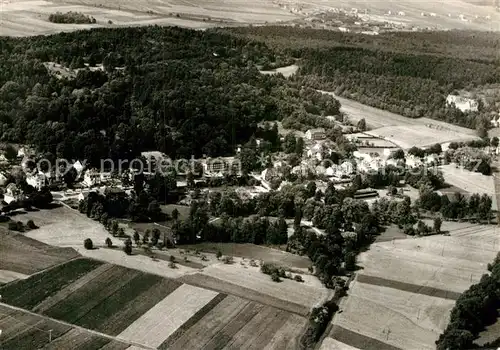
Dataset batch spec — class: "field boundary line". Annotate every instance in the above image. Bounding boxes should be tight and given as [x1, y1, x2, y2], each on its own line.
[178, 274, 309, 316]
[0, 302, 153, 349]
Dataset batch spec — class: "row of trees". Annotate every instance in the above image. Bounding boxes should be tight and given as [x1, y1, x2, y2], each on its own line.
[418, 188, 492, 222]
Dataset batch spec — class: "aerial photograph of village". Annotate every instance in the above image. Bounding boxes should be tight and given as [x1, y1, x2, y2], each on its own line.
[0, 0, 499, 349]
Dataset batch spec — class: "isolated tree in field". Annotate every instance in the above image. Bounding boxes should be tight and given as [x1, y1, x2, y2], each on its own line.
[357, 118, 366, 131]
[271, 271, 281, 282]
[433, 217, 442, 233]
[105, 237, 112, 248]
[133, 230, 140, 245]
[111, 221, 119, 236]
[123, 238, 133, 255]
[26, 219, 37, 230]
[151, 228, 161, 246]
[171, 208, 179, 221]
[84, 238, 93, 250]
[143, 229, 150, 244]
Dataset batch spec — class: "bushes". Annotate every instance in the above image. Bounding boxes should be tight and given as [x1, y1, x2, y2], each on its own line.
[26, 219, 37, 230]
[83, 238, 93, 250]
[222, 256, 234, 264]
[48, 11, 96, 24]
[294, 275, 304, 282]
[261, 262, 305, 283]
[300, 301, 339, 348]
[8, 221, 24, 232]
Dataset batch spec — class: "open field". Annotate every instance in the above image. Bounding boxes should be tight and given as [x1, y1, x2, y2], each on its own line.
[0, 0, 296, 36]
[180, 242, 312, 269]
[185, 261, 333, 314]
[324, 222, 499, 350]
[320, 337, 361, 350]
[21, 206, 121, 248]
[439, 164, 497, 210]
[0, 304, 130, 350]
[0, 229, 79, 275]
[260, 64, 299, 78]
[319, 91, 478, 148]
[365, 125, 479, 149]
[180, 273, 310, 316]
[0, 269, 28, 284]
[330, 281, 455, 350]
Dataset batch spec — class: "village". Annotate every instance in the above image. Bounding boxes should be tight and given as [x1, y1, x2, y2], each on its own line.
[0, 90, 496, 239]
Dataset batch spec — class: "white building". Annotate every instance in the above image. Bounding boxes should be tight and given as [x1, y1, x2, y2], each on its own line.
[446, 95, 479, 113]
[406, 155, 423, 168]
[305, 128, 326, 141]
[100, 172, 112, 183]
[83, 169, 101, 187]
[491, 116, 499, 128]
[73, 160, 84, 177]
[26, 172, 46, 190]
[4, 183, 25, 204]
[0, 172, 8, 186]
[425, 154, 439, 165]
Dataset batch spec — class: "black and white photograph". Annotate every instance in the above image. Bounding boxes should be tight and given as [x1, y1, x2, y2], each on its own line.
[0, 1, 499, 349]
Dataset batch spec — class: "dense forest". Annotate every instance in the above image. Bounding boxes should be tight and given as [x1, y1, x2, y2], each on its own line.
[1, 26, 499, 164]
[229, 26, 500, 130]
[436, 252, 500, 349]
[0, 26, 339, 166]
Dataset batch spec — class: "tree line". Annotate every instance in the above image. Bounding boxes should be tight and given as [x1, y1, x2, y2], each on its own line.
[436, 252, 500, 349]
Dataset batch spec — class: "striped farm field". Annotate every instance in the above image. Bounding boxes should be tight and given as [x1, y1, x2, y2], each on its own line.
[0, 258, 104, 310]
[0, 257, 309, 349]
[117, 284, 219, 348]
[0, 258, 183, 335]
[323, 222, 499, 350]
[158, 294, 308, 350]
[0, 305, 130, 350]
